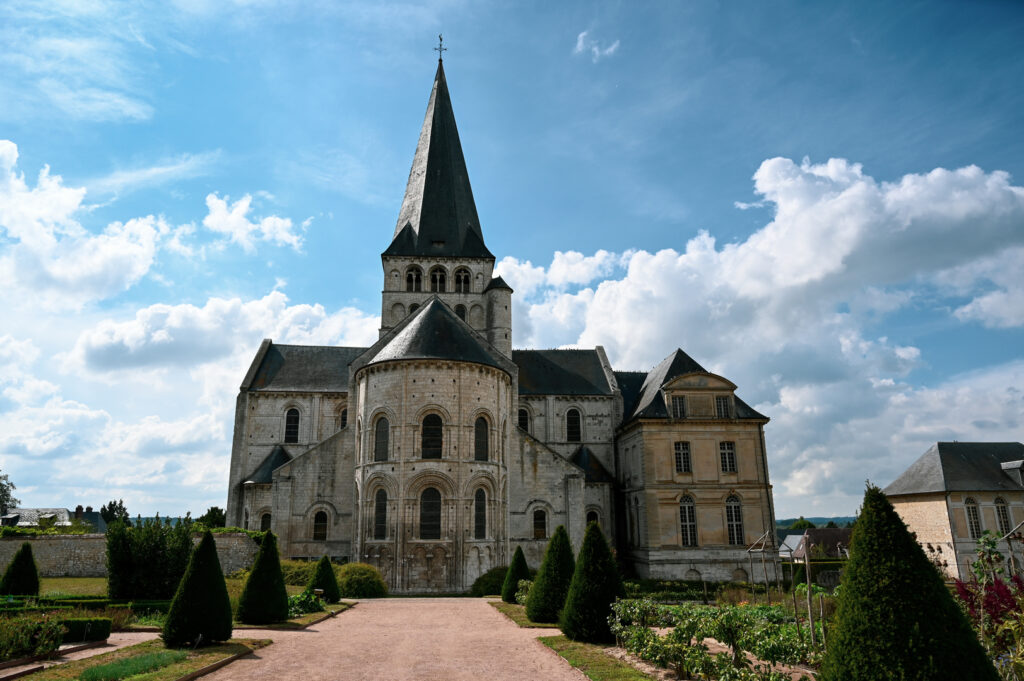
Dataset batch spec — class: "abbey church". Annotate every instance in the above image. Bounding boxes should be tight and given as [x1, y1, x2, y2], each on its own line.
[226, 60, 779, 593]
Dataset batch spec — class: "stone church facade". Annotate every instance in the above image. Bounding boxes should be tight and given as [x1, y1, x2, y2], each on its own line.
[226, 60, 779, 592]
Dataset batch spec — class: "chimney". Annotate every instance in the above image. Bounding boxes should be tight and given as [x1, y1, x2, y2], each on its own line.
[75, 505, 83, 519]
[86, 505, 93, 513]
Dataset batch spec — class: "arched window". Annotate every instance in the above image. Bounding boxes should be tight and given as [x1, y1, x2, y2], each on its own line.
[965, 497, 982, 540]
[586, 510, 600, 527]
[726, 495, 744, 546]
[260, 513, 271, 532]
[374, 489, 387, 540]
[406, 266, 422, 292]
[533, 509, 547, 539]
[338, 408, 348, 430]
[420, 488, 441, 540]
[374, 417, 389, 462]
[996, 497, 1012, 535]
[680, 496, 697, 547]
[430, 267, 446, 293]
[285, 408, 300, 443]
[566, 408, 581, 442]
[474, 417, 489, 461]
[455, 304, 466, 321]
[313, 511, 328, 541]
[518, 408, 530, 433]
[474, 489, 486, 539]
[454, 268, 471, 293]
[410, 303, 420, 313]
[422, 414, 443, 459]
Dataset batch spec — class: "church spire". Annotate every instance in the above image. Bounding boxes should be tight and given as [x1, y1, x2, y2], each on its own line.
[384, 59, 492, 259]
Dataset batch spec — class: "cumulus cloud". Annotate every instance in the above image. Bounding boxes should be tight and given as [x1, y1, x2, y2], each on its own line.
[203, 193, 307, 253]
[573, 31, 620, 63]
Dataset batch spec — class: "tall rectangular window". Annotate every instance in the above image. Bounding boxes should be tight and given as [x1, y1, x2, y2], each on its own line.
[674, 441, 691, 473]
[726, 496, 744, 545]
[720, 442, 737, 473]
[996, 498, 1012, 535]
[715, 396, 731, 418]
[965, 498, 982, 540]
[671, 396, 686, 419]
[680, 496, 697, 547]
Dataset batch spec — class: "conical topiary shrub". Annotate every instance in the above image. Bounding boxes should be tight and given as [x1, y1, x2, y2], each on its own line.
[502, 546, 530, 604]
[819, 485, 999, 681]
[560, 522, 624, 643]
[236, 531, 289, 624]
[162, 530, 233, 648]
[307, 555, 341, 604]
[526, 525, 575, 623]
[0, 542, 39, 596]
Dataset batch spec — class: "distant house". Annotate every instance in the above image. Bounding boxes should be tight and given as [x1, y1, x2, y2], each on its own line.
[0, 506, 106, 533]
[884, 442, 1024, 581]
[778, 528, 852, 588]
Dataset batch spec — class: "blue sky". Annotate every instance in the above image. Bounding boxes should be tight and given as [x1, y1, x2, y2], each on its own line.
[1, 0, 1022, 519]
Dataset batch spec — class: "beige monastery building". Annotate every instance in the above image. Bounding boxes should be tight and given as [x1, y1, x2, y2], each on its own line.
[225, 60, 780, 593]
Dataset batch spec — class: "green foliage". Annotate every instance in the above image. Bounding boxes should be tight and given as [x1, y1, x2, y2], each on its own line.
[560, 521, 624, 643]
[470, 565, 508, 597]
[788, 516, 816, 530]
[527, 525, 576, 623]
[99, 500, 130, 526]
[60, 617, 112, 642]
[307, 555, 342, 604]
[79, 650, 187, 681]
[0, 469, 19, 516]
[336, 562, 387, 598]
[161, 530, 233, 648]
[287, 590, 325, 617]
[515, 579, 532, 606]
[819, 484, 998, 681]
[0, 542, 40, 596]
[0, 615, 63, 662]
[0, 525, 92, 538]
[502, 546, 530, 603]
[196, 506, 226, 528]
[106, 516, 195, 600]
[236, 531, 289, 624]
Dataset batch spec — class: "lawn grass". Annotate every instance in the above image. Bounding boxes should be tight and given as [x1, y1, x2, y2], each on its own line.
[488, 601, 561, 628]
[40, 577, 108, 597]
[539, 635, 653, 681]
[28, 638, 271, 681]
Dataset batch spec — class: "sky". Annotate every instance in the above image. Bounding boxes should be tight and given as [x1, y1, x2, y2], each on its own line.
[1, 0, 1022, 520]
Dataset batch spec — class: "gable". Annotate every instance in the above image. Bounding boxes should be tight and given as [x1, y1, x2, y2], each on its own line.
[663, 372, 737, 391]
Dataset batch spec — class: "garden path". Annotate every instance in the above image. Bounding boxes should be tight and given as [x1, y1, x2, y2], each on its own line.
[204, 597, 586, 681]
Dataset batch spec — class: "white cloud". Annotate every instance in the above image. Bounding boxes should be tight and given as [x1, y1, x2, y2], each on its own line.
[573, 31, 620, 63]
[88, 150, 221, 197]
[202, 193, 307, 253]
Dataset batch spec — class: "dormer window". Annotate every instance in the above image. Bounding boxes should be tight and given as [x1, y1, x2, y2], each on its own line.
[715, 396, 732, 418]
[671, 395, 686, 419]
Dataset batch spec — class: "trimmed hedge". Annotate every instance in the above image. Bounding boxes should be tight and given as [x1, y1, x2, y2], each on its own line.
[236, 531, 289, 624]
[0, 605, 73, 616]
[470, 566, 508, 598]
[0, 542, 40, 596]
[502, 546, 530, 604]
[307, 556, 341, 604]
[560, 521, 624, 643]
[336, 562, 387, 598]
[162, 530, 232, 648]
[61, 617, 112, 642]
[526, 525, 575, 623]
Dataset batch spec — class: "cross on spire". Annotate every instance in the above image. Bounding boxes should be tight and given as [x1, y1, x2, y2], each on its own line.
[434, 34, 447, 61]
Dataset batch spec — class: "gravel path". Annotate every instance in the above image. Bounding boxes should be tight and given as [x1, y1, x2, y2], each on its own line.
[205, 598, 586, 681]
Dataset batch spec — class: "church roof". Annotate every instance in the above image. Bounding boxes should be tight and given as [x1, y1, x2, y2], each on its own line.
[484, 275, 513, 292]
[884, 442, 1024, 496]
[513, 349, 614, 396]
[366, 297, 505, 370]
[246, 342, 367, 392]
[384, 61, 492, 259]
[570, 446, 614, 484]
[246, 445, 292, 484]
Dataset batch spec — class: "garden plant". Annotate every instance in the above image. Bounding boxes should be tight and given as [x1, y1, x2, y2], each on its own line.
[526, 525, 575, 623]
[0, 541, 40, 596]
[162, 530, 233, 648]
[560, 522, 624, 643]
[336, 562, 387, 598]
[307, 555, 342, 604]
[502, 546, 530, 603]
[236, 531, 289, 624]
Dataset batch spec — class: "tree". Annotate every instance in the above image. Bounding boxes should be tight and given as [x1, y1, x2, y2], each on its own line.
[236, 531, 289, 623]
[502, 546, 530, 604]
[100, 499, 130, 526]
[0, 542, 39, 595]
[825, 520, 839, 528]
[560, 522, 624, 643]
[106, 520, 134, 599]
[819, 485, 998, 681]
[789, 516, 816, 530]
[307, 555, 341, 604]
[197, 506, 226, 528]
[0, 470, 19, 515]
[162, 530, 233, 648]
[526, 525, 575, 623]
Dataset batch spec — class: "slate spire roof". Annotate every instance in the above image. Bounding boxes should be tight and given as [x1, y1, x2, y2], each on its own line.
[385, 60, 492, 259]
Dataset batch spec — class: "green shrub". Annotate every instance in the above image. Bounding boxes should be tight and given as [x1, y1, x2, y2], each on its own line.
[80, 650, 186, 681]
[0, 615, 63, 662]
[336, 562, 387, 598]
[106, 517, 194, 600]
[502, 546, 530, 603]
[236, 531, 289, 624]
[60, 617, 112, 642]
[0, 542, 40, 596]
[287, 590, 325, 618]
[470, 566, 508, 597]
[527, 525, 575, 623]
[307, 556, 341, 604]
[279, 559, 319, 586]
[820, 485, 998, 681]
[161, 530, 233, 648]
[560, 521, 624, 643]
[515, 579, 532, 606]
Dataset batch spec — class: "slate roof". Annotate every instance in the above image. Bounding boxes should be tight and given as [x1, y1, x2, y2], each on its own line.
[366, 297, 505, 370]
[614, 371, 648, 418]
[792, 528, 853, 560]
[247, 344, 366, 392]
[7, 508, 72, 527]
[484, 275, 512, 292]
[570, 446, 614, 484]
[513, 349, 613, 396]
[884, 442, 1024, 496]
[384, 60, 493, 259]
[246, 445, 292, 484]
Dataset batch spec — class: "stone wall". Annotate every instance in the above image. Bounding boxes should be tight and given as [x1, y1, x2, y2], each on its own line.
[0, 532, 259, 578]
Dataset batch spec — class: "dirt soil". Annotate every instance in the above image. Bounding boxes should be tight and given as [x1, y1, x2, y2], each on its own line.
[203, 598, 587, 681]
